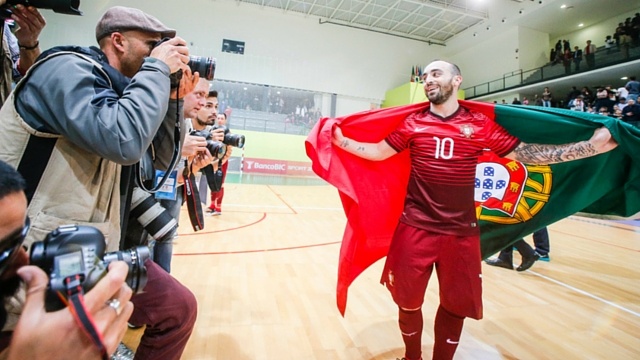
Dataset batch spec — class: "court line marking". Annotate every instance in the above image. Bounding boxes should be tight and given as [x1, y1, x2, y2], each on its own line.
[173, 240, 341, 255]
[222, 203, 343, 211]
[178, 212, 267, 237]
[526, 269, 640, 318]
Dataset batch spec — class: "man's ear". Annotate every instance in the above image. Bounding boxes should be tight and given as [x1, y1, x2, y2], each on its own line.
[111, 33, 126, 53]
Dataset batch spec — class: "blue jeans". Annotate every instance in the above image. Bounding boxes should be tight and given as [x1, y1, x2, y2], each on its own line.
[154, 185, 184, 273]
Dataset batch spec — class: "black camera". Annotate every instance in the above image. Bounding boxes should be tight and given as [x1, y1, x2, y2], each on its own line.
[0, 0, 82, 18]
[154, 38, 216, 86]
[190, 129, 227, 159]
[30, 225, 149, 311]
[212, 125, 245, 148]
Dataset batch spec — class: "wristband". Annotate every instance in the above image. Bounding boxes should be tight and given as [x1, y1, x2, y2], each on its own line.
[18, 41, 39, 51]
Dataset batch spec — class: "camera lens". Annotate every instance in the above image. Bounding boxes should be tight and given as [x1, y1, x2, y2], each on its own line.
[224, 133, 245, 148]
[103, 246, 150, 294]
[206, 140, 226, 159]
[188, 56, 216, 81]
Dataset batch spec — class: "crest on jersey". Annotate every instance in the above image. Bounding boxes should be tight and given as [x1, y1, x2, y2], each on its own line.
[474, 152, 552, 224]
[460, 124, 475, 138]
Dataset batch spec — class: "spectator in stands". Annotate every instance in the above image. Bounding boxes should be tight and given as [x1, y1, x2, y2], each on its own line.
[522, 96, 529, 105]
[569, 95, 586, 112]
[604, 35, 615, 54]
[584, 40, 596, 69]
[572, 45, 582, 72]
[512, 97, 521, 105]
[617, 97, 628, 112]
[562, 48, 572, 75]
[581, 87, 594, 106]
[625, 76, 640, 102]
[623, 99, 640, 126]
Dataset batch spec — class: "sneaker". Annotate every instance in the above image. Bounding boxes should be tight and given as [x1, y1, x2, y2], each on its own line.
[205, 208, 221, 216]
[111, 342, 135, 360]
[538, 254, 550, 262]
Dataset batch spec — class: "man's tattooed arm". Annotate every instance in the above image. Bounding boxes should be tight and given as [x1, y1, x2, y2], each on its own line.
[505, 127, 618, 165]
[332, 126, 397, 160]
[510, 140, 597, 164]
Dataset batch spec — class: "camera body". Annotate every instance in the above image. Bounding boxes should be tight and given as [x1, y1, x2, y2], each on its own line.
[30, 225, 149, 311]
[0, 0, 82, 18]
[154, 38, 216, 86]
[211, 125, 245, 148]
[190, 129, 227, 159]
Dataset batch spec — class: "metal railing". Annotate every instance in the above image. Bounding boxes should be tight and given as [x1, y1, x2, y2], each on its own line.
[464, 45, 640, 98]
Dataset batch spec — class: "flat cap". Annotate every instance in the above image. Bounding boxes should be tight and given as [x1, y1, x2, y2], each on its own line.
[95, 6, 176, 42]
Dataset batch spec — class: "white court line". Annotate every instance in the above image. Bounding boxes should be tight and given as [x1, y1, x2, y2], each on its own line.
[526, 269, 640, 318]
[222, 203, 344, 211]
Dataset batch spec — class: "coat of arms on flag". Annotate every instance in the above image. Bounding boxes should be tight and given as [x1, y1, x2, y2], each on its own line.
[474, 152, 552, 224]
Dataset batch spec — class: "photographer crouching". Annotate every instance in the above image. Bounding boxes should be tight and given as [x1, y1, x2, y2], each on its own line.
[0, 160, 134, 359]
[0, 6, 197, 360]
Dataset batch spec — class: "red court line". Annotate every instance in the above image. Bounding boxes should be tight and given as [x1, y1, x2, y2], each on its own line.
[177, 212, 267, 236]
[173, 240, 341, 256]
[267, 184, 298, 215]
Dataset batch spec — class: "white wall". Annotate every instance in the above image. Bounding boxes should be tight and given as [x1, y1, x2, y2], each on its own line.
[518, 27, 550, 71]
[448, 30, 520, 93]
[38, 0, 444, 110]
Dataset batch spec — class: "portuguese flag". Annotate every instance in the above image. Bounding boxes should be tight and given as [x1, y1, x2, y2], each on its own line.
[305, 100, 640, 315]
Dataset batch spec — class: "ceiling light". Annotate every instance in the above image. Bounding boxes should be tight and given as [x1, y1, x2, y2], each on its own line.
[578, 23, 584, 27]
[621, 76, 628, 80]
[560, 4, 566, 8]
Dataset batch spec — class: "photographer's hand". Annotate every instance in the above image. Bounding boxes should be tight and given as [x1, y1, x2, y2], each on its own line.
[150, 36, 190, 74]
[8, 262, 133, 360]
[190, 149, 213, 173]
[12, 5, 46, 73]
[181, 134, 208, 157]
[170, 68, 200, 100]
[210, 127, 225, 142]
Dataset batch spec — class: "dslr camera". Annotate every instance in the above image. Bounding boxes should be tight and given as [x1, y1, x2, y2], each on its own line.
[211, 125, 245, 148]
[0, 0, 82, 18]
[30, 224, 149, 311]
[190, 129, 227, 159]
[154, 38, 216, 87]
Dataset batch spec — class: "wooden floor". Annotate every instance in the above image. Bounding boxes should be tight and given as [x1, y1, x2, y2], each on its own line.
[125, 182, 640, 360]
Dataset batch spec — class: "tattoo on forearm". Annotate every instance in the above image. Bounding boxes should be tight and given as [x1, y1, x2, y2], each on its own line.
[513, 141, 597, 164]
[357, 146, 365, 152]
[340, 139, 349, 148]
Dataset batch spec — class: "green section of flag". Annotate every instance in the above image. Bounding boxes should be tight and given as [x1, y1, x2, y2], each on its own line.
[479, 105, 640, 257]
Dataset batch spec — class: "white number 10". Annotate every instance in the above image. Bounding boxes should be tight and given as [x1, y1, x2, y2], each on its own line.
[433, 137, 454, 159]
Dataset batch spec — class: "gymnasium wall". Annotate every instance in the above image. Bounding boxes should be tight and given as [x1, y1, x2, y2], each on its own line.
[37, 0, 444, 115]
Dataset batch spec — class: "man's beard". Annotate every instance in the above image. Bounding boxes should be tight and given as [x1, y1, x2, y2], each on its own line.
[196, 117, 214, 127]
[427, 83, 454, 105]
[0, 276, 22, 329]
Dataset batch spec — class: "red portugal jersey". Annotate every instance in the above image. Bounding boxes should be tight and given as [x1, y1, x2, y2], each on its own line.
[385, 105, 520, 236]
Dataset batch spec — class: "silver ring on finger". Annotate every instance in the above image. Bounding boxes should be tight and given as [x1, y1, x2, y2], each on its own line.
[106, 298, 122, 316]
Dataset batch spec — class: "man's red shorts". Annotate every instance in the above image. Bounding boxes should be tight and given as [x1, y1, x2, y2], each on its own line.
[380, 222, 483, 320]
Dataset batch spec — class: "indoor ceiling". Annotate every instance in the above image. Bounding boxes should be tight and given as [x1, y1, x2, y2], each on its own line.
[232, 0, 639, 46]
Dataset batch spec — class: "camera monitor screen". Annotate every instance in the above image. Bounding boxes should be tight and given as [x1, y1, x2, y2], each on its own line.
[55, 251, 84, 278]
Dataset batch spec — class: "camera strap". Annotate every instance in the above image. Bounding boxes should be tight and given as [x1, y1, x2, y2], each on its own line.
[183, 162, 204, 231]
[63, 275, 109, 360]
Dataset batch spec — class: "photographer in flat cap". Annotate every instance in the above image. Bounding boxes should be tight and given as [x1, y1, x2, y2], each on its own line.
[0, 6, 197, 360]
